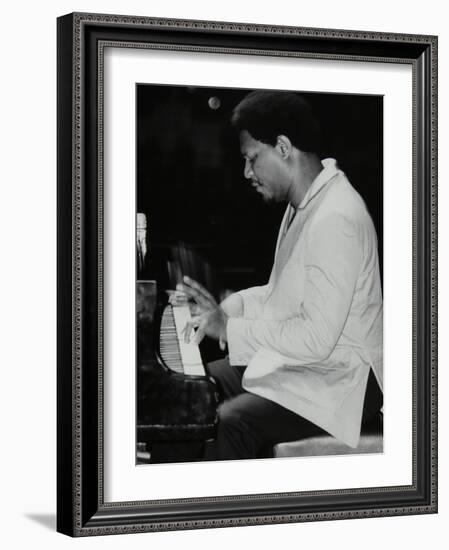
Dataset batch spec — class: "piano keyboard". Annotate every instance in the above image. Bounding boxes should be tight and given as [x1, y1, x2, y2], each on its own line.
[159, 305, 206, 376]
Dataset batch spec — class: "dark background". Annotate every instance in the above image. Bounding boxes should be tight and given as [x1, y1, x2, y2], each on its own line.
[136, 84, 383, 298]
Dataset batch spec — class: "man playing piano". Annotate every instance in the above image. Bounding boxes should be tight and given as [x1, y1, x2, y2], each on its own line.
[180, 90, 383, 460]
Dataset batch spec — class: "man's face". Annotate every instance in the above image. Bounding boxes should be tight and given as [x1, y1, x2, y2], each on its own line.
[239, 130, 289, 203]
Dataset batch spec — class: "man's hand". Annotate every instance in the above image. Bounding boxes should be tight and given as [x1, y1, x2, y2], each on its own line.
[179, 276, 228, 350]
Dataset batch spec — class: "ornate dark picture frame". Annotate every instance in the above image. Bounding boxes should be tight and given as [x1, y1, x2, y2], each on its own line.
[57, 12, 437, 536]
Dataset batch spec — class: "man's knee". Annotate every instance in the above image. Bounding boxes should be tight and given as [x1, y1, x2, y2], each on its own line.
[218, 399, 246, 429]
[207, 359, 246, 400]
[211, 398, 261, 459]
[206, 357, 230, 378]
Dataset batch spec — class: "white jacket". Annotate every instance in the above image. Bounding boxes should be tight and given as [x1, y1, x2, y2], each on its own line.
[226, 159, 383, 447]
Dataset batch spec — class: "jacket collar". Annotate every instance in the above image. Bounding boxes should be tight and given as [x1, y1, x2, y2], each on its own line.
[297, 158, 339, 210]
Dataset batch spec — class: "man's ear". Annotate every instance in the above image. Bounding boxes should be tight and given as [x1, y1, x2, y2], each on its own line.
[275, 135, 292, 159]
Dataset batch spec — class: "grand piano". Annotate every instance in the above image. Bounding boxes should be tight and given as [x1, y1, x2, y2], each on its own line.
[135, 213, 227, 462]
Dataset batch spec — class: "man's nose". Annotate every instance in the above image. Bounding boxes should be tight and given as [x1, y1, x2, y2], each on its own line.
[244, 159, 253, 180]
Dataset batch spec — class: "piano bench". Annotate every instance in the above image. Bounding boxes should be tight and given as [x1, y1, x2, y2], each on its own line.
[273, 433, 383, 458]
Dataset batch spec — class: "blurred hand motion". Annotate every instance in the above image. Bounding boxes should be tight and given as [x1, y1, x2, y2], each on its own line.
[180, 276, 228, 350]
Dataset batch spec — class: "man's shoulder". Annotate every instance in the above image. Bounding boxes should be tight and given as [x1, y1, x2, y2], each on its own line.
[320, 175, 368, 220]
[309, 175, 375, 238]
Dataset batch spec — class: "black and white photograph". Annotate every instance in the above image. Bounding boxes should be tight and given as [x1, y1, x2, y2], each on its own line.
[53, 9, 437, 538]
[135, 85, 384, 465]
[1, 0, 446, 545]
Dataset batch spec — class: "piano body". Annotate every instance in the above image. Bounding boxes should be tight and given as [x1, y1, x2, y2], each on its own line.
[137, 280, 220, 456]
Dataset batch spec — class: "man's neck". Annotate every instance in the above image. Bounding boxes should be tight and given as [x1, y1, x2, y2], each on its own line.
[288, 154, 323, 209]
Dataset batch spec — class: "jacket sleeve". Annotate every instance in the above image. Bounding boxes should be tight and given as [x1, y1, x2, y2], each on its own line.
[237, 285, 269, 319]
[220, 285, 269, 318]
[227, 213, 362, 365]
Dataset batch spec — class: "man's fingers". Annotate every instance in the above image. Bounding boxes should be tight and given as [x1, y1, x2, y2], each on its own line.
[182, 276, 216, 304]
[182, 317, 201, 343]
[193, 326, 206, 346]
[182, 322, 192, 343]
[182, 315, 208, 346]
[169, 289, 188, 306]
[183, 276, 215, 300]
[179, 286, 211, 309]
[190, 303, 201, 316]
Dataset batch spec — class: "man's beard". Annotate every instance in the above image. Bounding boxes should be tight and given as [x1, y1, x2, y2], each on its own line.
[258, 188, 275, 204]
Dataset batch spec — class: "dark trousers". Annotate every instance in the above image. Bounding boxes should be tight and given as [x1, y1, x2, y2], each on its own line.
[149, 359, 382, 463]
[203, 358, 383, 461]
